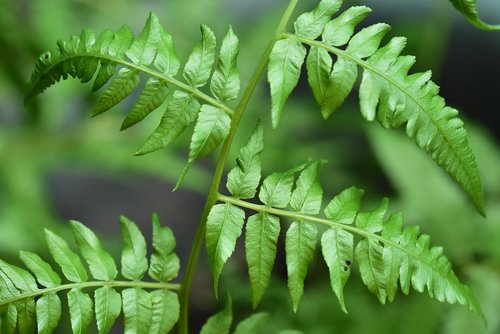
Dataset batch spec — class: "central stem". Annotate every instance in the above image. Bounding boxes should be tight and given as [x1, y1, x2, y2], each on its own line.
[178, 1, 300, 333]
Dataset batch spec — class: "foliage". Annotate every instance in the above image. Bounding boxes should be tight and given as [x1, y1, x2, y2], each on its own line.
[448, 0, 500, 30]
[0, 0, 495, 332]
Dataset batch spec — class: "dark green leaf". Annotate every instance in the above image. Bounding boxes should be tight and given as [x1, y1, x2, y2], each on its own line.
[245, 213, 280, 307]
[120, 216, 148, 280]
[268, 39, 306, 128]
[70, 220, 118, 281]
[45, 229, 88, 283]
[206, 204, 245, 296]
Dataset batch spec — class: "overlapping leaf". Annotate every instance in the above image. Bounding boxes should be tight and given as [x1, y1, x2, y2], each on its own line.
[26, 12, 240, 190]
[268, 0, 484, 215]
[0, 215, 181, 333]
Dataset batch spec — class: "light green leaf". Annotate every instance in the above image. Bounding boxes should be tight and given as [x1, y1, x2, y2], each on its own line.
[290, 161, 324, 214]
[285, 221, 317, 312]
[346, 23, 391, 59]
[321, 228, 353, 313]
[36, 294, 61, 334]
[206, 204, 245, 296]
[268, 39, 306, 128]
[245, 213, 280, 308]
[149, 290, 179, 334]
[233, 312, 269, 334]
[148, 214, 180, 282]
[258, 162, 307, 208]
[137, 90, 201, 155]
[120, 216, 148, 280]
[177, 104, 230, 189]
[152, 18, 180, 76]
[0, 260, 37, 292]
[200, 296, 232, 334]
[355, 198, 389, 233]
[91, 68, 140, 116]
[227, 121, 264, 199]
[355, 239, 386, 304]
[324, 186, 364, 225]
[68, 289, 93, 334]
[44, 229, 88, 283]
[183, 24, 216, 87]
[122, 288, 152, 334]
[94, 286, 122, 334]
[294, 0, 342, 39]
[70, 220, 118, 281]
[19, 251, 61, 287]
[126, 13, 162, 66]
[322, 6, 372, 46]
[15, 299, 36, 334]
[449, 0, 500, 30]
[121, 79, 169, 130]
[210, 26, 240, 102]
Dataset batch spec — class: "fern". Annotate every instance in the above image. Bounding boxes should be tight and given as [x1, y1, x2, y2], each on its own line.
[268, 0, 485, 215]
[0, 215, 180, 333]
[206, 124, 482, 315]
[448, 0, 500, 30]
[25, 13, 240, 188]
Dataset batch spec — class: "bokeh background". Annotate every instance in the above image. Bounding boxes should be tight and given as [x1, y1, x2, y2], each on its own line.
[1, 0, 499, 333]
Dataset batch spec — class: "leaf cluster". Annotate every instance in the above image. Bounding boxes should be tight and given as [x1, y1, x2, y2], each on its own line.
[0, 215, 180, 334]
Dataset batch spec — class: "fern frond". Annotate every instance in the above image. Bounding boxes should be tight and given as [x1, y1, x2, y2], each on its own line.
[0, 215, 180, 334]
[26, 13, 241, 189]
[448, 0, 500, 30]
[268, 0, 484, 215]
[204, 126, 482, 316]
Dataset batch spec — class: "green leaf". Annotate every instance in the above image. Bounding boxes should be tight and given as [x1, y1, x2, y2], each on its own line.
[149, 290, 179, 334]
[322, 6, 372, 46]
[94, 286, 122, 334]
[183, 24, 217, 87]
[346, 23, 390, 59]
[19, 251, 61, 288]
[294, 0, 342, 39]
[15, 299, 36, 334]
[137, 90, 201, 155]
[245, 213, 280, 308]
[122, 288, 152, 334]
[210, 26, 240, 102]
[321, 228, 353, 313]
[233, 312, 269, 334]
[285, 221, 317, 312]
[381, 212, 404, 303]
[120, 216, 148, 280]
[289, 161, 324, 214]
[0, 260, 37, 292]
[268, 38, 306, 128]
[176, 104, 231, 189]
[1, 303, 17, 334]
[200, 296, 232, 334]
[44, 229, 88, 283]
[355, 198, 389, 234]
[355, 239, 386, 304]
[324, 186, 364, 225]
[449, 0, 500, 30]
[68, 289, 93, 334]
[70, 220, 118, 281]
[152, 18, 181, 76]
[126, 12, 163, 66]
[206, 204, 245, 296]
[258, 162, 307, 208]
[227, 121, 264, 199]
[91, 68, 140, 117]
[36, 294, 61, 334]
[121, 79, 169, 130]
[148, 214, 180, 282]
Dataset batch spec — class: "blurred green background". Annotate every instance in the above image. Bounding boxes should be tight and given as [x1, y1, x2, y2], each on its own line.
[0, 0, 499, 333]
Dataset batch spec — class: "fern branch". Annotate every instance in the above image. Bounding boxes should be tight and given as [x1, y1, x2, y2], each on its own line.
[0, 281, 180, 308]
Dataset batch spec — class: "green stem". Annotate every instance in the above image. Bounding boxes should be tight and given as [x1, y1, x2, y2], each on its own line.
[0, 280, 180, 307]
[178, 1, 299, 333]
